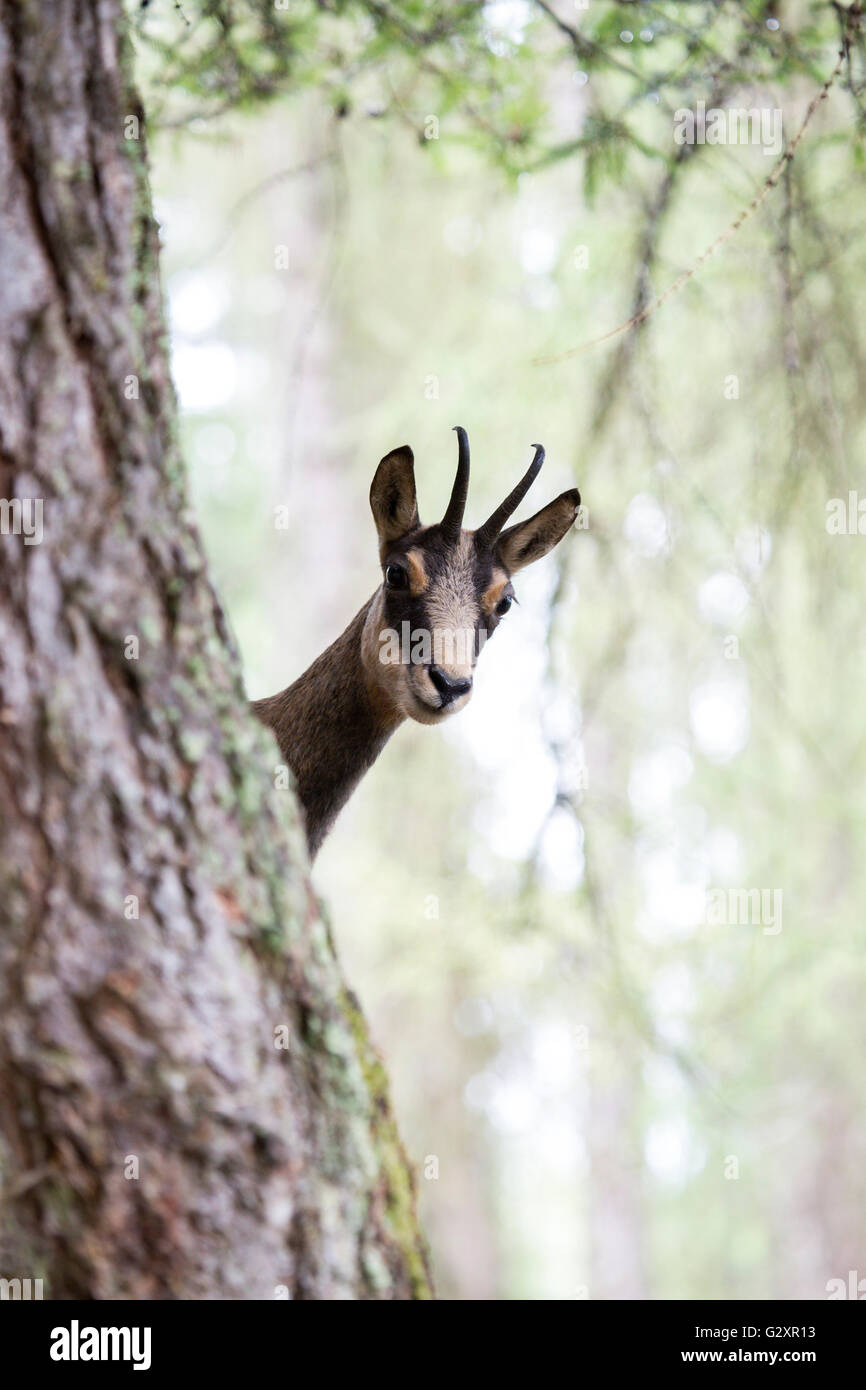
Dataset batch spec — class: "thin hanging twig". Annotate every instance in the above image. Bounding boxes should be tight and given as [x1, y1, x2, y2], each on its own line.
[533, 36, 854, 367]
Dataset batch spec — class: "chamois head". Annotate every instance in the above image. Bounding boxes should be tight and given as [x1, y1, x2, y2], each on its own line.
[367, 426, 581, 726]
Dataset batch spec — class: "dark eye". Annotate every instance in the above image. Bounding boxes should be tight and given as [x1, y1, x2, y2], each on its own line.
[495, 594, 513, 617]
[385, 563, 408, 590]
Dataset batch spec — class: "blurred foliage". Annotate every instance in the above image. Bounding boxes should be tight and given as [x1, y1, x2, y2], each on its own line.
[136, 0, 866, 1299]
[134, 1, 866, 166]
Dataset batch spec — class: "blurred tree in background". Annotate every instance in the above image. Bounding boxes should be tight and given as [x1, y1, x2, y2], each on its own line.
[135, 0, 866, 1298]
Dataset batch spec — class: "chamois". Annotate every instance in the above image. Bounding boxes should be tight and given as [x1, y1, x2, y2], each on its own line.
[252, 428, 580, 858]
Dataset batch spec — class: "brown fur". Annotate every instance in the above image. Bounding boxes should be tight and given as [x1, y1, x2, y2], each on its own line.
[251, 432, 581, 859]
[481, 571, 510, 615]
[252, 600, 404, 859]
[405, 547, 429, 595]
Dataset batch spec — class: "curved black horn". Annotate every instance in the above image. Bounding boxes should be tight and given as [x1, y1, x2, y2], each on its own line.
[475, 444, 545, 549]
[441, 425, 471, 539]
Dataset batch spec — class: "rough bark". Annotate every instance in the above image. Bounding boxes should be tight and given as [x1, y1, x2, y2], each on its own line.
[0, 0, 431, 1299]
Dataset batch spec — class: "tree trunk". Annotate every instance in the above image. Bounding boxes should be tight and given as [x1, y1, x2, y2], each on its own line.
[0, 0, 431, 1300]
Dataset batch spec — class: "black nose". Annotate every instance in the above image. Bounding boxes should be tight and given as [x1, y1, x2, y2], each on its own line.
[428, 666, 472, 705]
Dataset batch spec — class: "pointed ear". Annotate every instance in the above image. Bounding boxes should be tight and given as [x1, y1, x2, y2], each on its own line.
[370, 446, 420, 554]
[495, 488, 581, 573]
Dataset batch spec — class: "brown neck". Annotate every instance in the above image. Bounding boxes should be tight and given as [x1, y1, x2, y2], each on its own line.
[251, 594, 404, 858]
